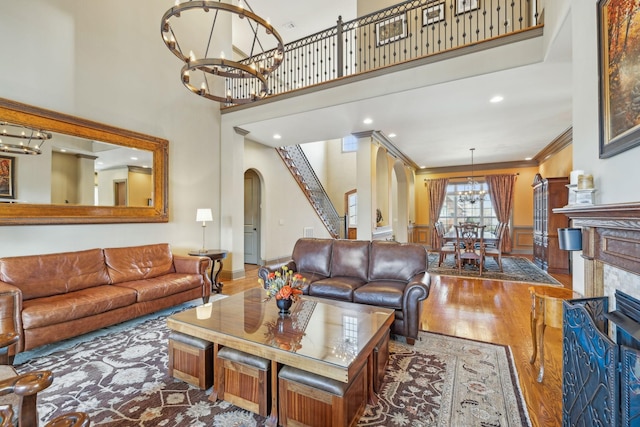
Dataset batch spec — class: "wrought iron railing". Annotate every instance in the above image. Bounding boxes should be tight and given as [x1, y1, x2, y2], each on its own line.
[276, 145, 345, 238]
[230, 0, 541, 101]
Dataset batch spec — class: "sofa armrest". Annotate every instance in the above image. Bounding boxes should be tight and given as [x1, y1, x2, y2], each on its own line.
[401, 272, 431, 341]
[173, 255, 212, 301]
[0, 282, 22, 356]
[257, 260, 296, 284]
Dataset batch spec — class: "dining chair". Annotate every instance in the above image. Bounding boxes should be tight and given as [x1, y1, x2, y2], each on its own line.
[485, 222, 506, 272]
[454, 224, 486, 276]
[434, 222, 457, 266]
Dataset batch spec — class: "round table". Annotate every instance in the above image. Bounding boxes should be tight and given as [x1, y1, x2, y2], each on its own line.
[528, 285, 581, 382]
[188, 249, 228, 293]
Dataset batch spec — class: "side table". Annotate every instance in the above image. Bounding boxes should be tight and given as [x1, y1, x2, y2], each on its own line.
[528, 285, 581, 382]
[189, 249, 228, 293]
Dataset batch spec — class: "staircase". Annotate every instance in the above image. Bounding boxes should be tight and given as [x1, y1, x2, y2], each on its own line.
[276, 145, 344, 239]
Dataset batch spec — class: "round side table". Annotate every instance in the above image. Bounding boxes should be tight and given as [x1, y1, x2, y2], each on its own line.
[189, 249, 228, 293]
[528, 285, 581, 382]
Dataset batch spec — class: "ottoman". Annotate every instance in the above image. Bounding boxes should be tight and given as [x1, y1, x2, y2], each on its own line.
[167, 331, 213, 390]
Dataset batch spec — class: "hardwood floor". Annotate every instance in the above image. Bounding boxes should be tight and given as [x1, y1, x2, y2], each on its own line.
[222, 261, 566, 427]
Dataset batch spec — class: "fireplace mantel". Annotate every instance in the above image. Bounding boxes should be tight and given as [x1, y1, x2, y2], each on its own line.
[555, 202, 640, 297]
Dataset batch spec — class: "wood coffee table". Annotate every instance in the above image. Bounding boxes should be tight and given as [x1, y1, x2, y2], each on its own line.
[167, 287, 394, 426]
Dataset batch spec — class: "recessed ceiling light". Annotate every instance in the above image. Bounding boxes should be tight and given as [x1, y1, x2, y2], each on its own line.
[131, 157, 138, 161]
[60, 149, 67, 152]
[363, 118, 373, 125]
[420, 165, 426, 169]
[490, 95, 504, 103]
[525, 157, 533, 161]
[273, 134, 282, 140]
[388, 133, 397, 138]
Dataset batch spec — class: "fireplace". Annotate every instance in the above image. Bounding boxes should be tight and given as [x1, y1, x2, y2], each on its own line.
[556, 202, 640, 426]
[563, 291, 640, 426]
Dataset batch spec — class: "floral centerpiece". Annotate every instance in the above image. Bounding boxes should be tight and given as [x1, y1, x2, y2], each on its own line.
[260, 266, 305, 302]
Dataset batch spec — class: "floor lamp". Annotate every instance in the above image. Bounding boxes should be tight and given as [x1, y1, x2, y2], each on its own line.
[196, 208, 213, 254]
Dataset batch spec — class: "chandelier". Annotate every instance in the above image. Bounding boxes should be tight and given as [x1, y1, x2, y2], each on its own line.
[458, 148, 486, 204]
[161, 0, 284, 105]
[0, 122, 52, 155]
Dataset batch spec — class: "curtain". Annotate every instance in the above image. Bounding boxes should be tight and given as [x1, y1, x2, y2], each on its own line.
[425, 178, 449, 249]
[485, 174, 517, 252]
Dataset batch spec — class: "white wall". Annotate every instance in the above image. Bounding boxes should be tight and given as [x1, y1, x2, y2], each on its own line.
[244, 139, 330, 262]
[0, 0, 221, 257]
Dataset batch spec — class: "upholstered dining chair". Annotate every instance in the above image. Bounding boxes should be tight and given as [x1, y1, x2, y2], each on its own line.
[454, 224, 486, 276]
[485, 222, 507, 272]
[434, 222, 457, 266]
[0, 333, 90, 427]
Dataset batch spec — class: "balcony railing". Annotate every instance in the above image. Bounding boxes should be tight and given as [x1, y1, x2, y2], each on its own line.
[230, 0, 541, 103]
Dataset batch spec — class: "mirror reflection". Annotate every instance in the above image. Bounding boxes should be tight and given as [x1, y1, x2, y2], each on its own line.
[0, 125, 154, 207]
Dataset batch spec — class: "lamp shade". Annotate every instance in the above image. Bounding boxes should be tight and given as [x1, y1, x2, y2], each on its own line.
[558, 228, 582, 251]
[196, 208, 213, 223]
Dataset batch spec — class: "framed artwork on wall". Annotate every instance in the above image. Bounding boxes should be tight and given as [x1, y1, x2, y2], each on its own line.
[423, 3, 445, 26]
[0, 155, 15, 199]
[456, 0, 479, 15]
[376, 14, 407, 46]
[598, 0, 640, 158]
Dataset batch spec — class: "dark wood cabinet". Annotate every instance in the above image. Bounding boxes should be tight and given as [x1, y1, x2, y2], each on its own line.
[532, 174, 570, 274]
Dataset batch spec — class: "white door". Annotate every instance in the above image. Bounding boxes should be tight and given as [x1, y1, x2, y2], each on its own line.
[244, 170, 261, 264]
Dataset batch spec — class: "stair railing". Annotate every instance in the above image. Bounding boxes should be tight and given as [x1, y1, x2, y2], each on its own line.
[276, 145, 345, 239]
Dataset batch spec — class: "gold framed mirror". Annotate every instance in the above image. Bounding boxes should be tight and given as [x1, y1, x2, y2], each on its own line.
[0, 98, 168, 225]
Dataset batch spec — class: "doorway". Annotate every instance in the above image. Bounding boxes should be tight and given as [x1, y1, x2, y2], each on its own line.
[114, 180, 127, 206]
[244, 169, 261, 264]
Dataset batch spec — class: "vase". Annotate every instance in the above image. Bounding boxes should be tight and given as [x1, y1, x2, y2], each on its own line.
[276, 298, 293, 315]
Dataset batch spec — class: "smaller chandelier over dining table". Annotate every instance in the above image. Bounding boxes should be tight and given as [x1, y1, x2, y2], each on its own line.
[458, 148, 486, 204]
[161, 0, 285, 105]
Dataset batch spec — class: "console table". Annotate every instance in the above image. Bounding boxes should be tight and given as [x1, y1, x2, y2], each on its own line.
[188, 249, 227, 293]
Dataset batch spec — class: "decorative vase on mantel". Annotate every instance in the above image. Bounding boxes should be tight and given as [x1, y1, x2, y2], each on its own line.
[276, 298, 293, 315]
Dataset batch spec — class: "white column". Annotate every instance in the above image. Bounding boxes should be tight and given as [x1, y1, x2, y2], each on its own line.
[220, 122, 247, 279]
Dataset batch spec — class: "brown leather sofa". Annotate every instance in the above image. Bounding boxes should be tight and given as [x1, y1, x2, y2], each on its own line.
[259, 238, 430, 345]
[0, 243, 211, 357]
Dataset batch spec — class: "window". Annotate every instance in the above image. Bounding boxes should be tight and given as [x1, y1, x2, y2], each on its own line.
[342, 135, 358, 152]
[438, 181, 498, 235]
[347, 191, 357, 226]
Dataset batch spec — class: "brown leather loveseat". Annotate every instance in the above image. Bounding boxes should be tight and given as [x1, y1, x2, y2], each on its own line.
[259, 238, 430, 344]
[0, 243, 211, 357]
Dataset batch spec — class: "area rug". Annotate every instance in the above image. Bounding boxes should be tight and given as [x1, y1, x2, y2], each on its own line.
[16, 313, 531, 427]
[428, 253, 562, 285]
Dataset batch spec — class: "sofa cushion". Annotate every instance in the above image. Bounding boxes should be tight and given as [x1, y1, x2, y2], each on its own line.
[0, 249, 110, 300]
[104, 243, 176, 284]
[308, 277, 366, 301]
[353, 281, 406, 309]
[292, 238, 333, 277]
[368, 241, 427, 281]
[20, 285, 137, 329]
[115, 273, 204, 302]
[330, 240, 370, 281]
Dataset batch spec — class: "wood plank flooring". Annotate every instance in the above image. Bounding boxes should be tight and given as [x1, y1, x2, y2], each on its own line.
[222, 261, 567, 427]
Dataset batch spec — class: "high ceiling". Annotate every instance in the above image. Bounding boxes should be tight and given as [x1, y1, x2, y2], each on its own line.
[232, 0, 573, 170]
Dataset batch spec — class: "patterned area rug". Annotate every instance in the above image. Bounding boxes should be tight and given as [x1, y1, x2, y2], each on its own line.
[428, 254, 562, 285]
[17, 312, 531, 427]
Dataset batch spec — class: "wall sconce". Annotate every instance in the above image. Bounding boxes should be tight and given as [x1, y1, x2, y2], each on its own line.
[196, 208, 213, 254]
[558, 228, 582, 251]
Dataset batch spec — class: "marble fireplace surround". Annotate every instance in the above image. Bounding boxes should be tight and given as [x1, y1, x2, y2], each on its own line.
[556, 202, 640, 299]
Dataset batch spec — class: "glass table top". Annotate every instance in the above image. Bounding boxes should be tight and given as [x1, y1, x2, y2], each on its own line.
[168, 287, 395, 369]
